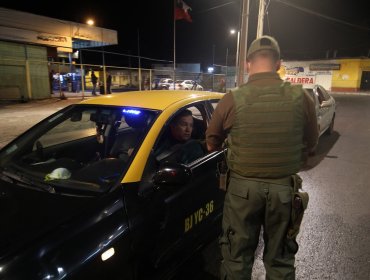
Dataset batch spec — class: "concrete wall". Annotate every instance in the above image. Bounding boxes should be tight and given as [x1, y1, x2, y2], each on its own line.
[0, 41, 50, 100]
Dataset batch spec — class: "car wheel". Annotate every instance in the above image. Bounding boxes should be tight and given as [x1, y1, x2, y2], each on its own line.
[325, 114, 335, 135]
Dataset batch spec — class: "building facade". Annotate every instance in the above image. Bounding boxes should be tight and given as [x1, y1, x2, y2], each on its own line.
[279, 58, 370, 92]
[0, 7, 117, 100]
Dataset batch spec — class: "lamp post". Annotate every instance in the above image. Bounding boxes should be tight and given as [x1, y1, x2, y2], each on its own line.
[225, 47, 229, 88]
[212, 44, 215, 91]
[230, 29, 240, 87]
[256, 0, 265, 38]
[86, 19, 94, 26]
[137, 28, 142, 91]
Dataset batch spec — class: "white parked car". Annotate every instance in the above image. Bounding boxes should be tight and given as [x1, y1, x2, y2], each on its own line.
[177, 80, 203, 91]
[157, 78, 173, 90]
[305, 84, 336, 136]
[168, 80, 185, 90]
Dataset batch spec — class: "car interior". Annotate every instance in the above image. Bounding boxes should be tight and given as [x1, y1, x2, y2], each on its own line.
[4, 107, 157, 193]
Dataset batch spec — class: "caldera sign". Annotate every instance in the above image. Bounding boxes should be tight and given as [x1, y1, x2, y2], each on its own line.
[285, 75, 316, 85]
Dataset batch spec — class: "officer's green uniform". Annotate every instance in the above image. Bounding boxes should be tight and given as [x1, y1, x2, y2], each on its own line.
[205, 36, 319, 280]
[221, 83, 304, 280]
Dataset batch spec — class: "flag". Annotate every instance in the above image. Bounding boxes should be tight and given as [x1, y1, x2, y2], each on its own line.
[175, 0, 192, 23]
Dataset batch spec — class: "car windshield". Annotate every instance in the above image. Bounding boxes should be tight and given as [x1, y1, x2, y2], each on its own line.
[0, 105, 158, 195]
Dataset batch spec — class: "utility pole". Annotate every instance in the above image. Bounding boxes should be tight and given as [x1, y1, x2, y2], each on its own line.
[256, 0, 265, 38]
[225, 47, 228, 88]
[138, 28, 142, 90]
[212, 44, 215, 91]
[237, 0, 250, 86]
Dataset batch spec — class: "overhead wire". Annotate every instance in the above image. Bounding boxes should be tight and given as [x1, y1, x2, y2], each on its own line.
[194, 1, 236, 15]
[274, 0, 370, 32]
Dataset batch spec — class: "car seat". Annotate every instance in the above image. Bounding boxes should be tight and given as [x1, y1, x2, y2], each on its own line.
[109, 112, 150, 158]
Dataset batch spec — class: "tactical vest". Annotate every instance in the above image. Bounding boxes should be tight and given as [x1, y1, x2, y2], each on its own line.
[227, 82, 304, 178]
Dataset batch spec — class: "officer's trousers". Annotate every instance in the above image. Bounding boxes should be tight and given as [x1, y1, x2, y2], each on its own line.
[220, 175, 296, 280]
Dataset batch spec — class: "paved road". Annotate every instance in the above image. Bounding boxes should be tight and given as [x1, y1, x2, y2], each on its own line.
[1, 94, 370, 280]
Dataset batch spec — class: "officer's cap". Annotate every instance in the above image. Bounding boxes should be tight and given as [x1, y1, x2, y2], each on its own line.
[247, 35, 280, 59]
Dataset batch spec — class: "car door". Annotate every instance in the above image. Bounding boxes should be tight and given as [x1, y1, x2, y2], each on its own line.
[318, 85, 335, 130]
[149, 102, 225, 267]
[316, 85, 333, 134]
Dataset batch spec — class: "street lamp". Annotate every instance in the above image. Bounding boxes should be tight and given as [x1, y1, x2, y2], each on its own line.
[86, 19, 94, 26]
[230, 29, 240, 87]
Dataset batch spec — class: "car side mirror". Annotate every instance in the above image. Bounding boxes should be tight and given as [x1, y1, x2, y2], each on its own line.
[153, 162, 191, 187]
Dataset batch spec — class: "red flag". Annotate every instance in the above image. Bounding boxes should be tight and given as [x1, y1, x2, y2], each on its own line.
[175, 0, 192, 22]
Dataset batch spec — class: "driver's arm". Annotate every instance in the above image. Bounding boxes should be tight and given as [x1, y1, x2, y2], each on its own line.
[206, 92, 235, 152]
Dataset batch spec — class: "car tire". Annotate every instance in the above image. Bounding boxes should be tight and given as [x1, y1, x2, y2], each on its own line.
[325, 114, 335, 135]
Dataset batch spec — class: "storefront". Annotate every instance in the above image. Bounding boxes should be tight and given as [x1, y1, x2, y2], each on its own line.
[0, 7, 117, 100]
[279, 58, 370, 92]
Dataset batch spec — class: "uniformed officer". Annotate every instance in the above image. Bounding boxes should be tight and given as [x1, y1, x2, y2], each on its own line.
[206, 36, 319, 279]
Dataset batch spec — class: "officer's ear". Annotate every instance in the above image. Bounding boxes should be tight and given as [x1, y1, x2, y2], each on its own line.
[276, 59, 281, 72]
[246, 60, 251, 74]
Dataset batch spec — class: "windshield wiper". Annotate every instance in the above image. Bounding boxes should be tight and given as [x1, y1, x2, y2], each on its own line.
[1, 169, 56, 193]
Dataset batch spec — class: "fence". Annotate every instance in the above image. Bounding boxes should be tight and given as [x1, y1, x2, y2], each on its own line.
[0, 57, 238, 101]
[48, 61, 231, 97]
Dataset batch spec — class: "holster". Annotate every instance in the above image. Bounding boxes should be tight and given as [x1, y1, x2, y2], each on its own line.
[217, 143, 229, 191]
[287, 174, 309, 240]
[217, 160, 229, 191]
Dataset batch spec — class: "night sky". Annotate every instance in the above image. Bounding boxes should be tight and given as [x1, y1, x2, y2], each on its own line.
[1, 0, 369, 70]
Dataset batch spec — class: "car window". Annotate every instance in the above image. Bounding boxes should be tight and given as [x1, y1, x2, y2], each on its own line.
[316, 87, 326, 103]
[37, 110, 97, 148]
[318, 86, 331, 101]
[210, 100, 219, 111]
[0, 106, 158, 194]
[154, 104, 207, 165]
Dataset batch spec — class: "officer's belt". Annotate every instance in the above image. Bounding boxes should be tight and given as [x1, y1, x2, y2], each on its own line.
[230, 171, 292, 186]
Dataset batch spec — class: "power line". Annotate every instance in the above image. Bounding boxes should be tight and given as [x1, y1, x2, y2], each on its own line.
[80, 48, 173, 63]
[194, 1, 236, 15]
[274, 0, 370, 32]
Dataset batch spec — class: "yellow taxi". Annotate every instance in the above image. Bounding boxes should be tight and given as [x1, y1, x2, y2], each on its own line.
[0, 90, 225, 279]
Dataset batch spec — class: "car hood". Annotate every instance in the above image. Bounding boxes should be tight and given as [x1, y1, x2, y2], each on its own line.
[0, 178, 96, 260]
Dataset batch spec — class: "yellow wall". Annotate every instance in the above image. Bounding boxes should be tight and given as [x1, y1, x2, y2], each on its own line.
[332, 59, 360, 91]
[331, 59, 370, 91]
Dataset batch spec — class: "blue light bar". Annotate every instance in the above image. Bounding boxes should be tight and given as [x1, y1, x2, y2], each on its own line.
[122, 109, 141, 115]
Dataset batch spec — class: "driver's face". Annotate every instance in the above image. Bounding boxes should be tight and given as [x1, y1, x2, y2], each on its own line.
[170, 115, 193, 142]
